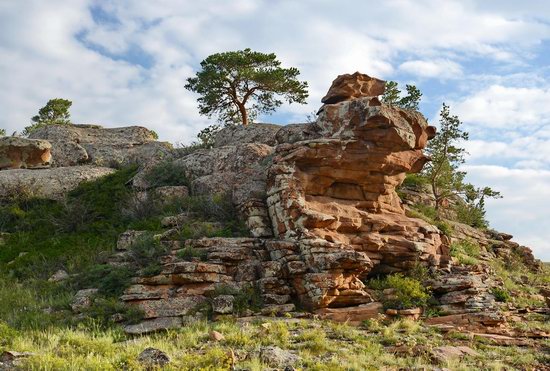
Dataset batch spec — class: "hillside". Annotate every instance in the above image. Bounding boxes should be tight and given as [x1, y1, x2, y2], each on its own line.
[0, 73, 548, 370]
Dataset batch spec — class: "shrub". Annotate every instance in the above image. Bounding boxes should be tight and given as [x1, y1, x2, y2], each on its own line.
[401, 173, 428, 188]
[177, 246, 208, 261]
[126, 232, 169, 276]
[455, 201, 488, 229]
[211, 284, 263, 315]
[72, 264, 133, 297]
[491, 287, 511, 303]
[143, 161, 190, 188]
[368, 273, 431, 310]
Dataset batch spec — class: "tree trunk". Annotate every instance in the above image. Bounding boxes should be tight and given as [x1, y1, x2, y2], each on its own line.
[237, 103, 248, 126]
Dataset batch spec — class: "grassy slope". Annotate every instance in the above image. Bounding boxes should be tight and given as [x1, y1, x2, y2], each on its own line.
[0, 169, 549, 370]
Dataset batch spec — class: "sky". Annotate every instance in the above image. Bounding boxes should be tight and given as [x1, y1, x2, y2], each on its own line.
[0, 0, 549, 260]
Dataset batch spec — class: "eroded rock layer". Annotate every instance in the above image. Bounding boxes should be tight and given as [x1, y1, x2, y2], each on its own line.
[266, 82, 449, 309]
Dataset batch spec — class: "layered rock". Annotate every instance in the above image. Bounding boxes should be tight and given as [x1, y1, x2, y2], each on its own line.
[0, 137, 51, 170]
[29, 124, 171, 167]
[266, 75, 449, 309]
[128, 72, 451, 312]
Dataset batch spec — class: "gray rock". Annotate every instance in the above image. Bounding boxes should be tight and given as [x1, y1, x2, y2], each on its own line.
[29, 124, 172, 168]
[212, 295, 234, 314]
[259, 346, 299, 368]
[117, 230, 148, 251]
[0, 165, 115, 201]
[213, 123, 281, 147]
[48, 270, 69, 282]
[124, 317, 183, 335]
[137, 347, 170, 368]
[71, 288, 98, 313]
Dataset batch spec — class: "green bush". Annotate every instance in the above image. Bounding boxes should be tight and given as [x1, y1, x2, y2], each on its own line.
[401, 173, 428, 188]
[454, 201, 488, 229]
[491, 287, 511, 302]
[72, 264, 133, 297]
[368, 273, 431, 310]
[177, 246, 208, 261]
[211, 284, 263, 315]
[143, 161, 190, 188]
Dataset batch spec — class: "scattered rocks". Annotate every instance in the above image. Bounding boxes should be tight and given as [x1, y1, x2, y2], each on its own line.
[0, 136, 51, 170]
[137, 347, 170, 369]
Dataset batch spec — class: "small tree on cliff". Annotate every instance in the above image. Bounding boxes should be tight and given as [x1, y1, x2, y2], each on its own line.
[23, 98, 72, 136]
[0, 128, 5, 136]
[423, 103, 500, 217]
[185, 48, 309, 126]
[382, 81, 422, 110]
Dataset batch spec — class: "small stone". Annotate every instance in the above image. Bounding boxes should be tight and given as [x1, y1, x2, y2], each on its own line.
[137, 347, 170, 368]
[431, 346, 479, 363]
[209, 330, 225, 341]
[71, 288, 98, 313]
[259, 346, 299, 368]
[211, 295, 234, 314]
[48, 269, 69, 283]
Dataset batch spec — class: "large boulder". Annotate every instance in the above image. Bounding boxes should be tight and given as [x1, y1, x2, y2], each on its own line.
[321, 72, 386, 104]
[28, 124, 172, 167]
[0, 137, 51, 170]
[0, 166, 115, 200]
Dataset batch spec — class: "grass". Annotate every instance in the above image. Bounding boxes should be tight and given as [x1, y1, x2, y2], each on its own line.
[450, 240, 481, 266]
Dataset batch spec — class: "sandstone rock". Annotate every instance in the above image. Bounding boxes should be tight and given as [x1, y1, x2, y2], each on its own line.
[29, 124, 171, 167]
[539, 288, 550, 308]
[431, 346, 479, 363]
[137, 347, 170, 368]
[0, 165, 115, 201]
[0, 351, 35, 369]
[209, 330, 225, 341]
[321, 72, 385, 104]
[212, 295, 234, 314]
[48, 270, 69, 283]
[124, 317, 182, 335]
[0, 137, 51, 170]
[71, 289, 98, 313]
[385, 307, 423, 320]
[259, 346, 299, 368]
[315, 302, 383, 324]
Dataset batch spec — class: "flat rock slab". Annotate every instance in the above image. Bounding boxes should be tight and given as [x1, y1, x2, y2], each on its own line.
[124, 317, 183, 335]
[0, 165, 115, 200]
[315, 302, 383, 324]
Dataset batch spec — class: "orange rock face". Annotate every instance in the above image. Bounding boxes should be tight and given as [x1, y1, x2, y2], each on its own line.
[266, 74, 450, 310]
[0, 137, 51, 170]
[321, 72, 386, 104]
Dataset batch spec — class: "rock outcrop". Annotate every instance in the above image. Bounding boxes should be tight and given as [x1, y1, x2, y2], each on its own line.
[0, 137, 51, 170]
[0, 166, 115, 200]
[129, 72, 451, 313]
[29, 124, 171, 167]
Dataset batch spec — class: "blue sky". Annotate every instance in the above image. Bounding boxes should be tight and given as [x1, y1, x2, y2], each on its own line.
[0, 0, 549, 260]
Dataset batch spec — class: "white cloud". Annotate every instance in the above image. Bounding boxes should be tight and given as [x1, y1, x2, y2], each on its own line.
[399, 59, 463, 79]
[463, 165, 550, 261]
[453, 85, 550, 128]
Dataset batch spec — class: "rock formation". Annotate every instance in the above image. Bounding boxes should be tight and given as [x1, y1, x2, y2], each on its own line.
[28, 124, 171, 167]
[0, 137, 51, 170]
[126, 73, 452, 319]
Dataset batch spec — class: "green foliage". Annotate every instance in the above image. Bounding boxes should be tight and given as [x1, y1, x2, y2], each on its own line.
[82, 297, 144, 326]
[401, 173, 428, 188]
[450, 240, 481, 265]
[126, 232, 168, 270]
[23, 98, 72, 136]
[177, 246, 208, 261]
[143, 161, 190, 188]
[368, 274, 431, 309]
[381, 81, 422, 110]
[491, 287, 511, 302]
[0, 128, 5, 136]
[185, 48, 308, 126]
[72, 264, 133, 297]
